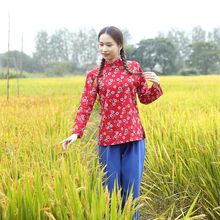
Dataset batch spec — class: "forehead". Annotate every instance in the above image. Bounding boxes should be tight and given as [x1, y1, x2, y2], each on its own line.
[99, 33, 117, 44]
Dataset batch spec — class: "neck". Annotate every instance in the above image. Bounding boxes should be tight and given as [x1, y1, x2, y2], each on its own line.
[106, 56, 121, 63]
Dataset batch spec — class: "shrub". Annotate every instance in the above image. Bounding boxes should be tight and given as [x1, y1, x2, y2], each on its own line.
[178, 68, 199, 75]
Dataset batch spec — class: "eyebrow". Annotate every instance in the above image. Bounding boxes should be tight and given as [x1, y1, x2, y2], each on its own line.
[99, 41, 113, 44]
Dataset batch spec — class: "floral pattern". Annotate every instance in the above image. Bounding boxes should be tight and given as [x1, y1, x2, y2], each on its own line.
[72, 59, 163, 146]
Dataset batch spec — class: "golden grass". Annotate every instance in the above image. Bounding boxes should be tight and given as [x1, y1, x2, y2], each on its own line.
[0, 75, 219, 219]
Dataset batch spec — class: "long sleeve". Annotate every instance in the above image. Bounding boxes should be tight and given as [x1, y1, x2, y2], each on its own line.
[71, 70, 98, 138]
[136, 64, 163, 104]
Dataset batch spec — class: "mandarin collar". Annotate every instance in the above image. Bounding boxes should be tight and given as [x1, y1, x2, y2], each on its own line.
[104, 58, 123, 67]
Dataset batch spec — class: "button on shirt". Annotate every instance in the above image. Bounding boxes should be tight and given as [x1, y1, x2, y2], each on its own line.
[72, 59, 163, 146]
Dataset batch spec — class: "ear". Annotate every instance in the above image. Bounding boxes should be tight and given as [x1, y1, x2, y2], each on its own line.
[118, 45, 123, 55]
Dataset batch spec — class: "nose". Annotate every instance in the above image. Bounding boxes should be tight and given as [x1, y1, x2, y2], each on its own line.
[102, 45, 108, 53]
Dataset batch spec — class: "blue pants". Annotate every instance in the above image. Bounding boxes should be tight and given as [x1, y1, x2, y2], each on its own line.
[98, 139, 146, 219]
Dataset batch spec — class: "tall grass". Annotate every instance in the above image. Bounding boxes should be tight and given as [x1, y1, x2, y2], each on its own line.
[0, 77, 137, 219]
[140, 75, 219, 219]
[0, 75, 219, 219]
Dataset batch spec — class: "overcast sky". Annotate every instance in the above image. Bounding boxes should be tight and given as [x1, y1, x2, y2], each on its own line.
[1, 0, 220, 56]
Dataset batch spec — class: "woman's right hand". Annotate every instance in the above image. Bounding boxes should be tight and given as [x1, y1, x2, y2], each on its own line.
[142, 71, 160, 84]
[60, 134, 78, 150]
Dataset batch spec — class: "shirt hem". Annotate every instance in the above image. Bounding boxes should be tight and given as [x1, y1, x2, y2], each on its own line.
[98, 136, 146, 147]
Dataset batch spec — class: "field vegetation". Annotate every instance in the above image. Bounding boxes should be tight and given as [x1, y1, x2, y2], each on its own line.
[0, 75, 219, 219]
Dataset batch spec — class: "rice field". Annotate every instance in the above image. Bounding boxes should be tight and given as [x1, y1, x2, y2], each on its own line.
[0, 75, 219, 219]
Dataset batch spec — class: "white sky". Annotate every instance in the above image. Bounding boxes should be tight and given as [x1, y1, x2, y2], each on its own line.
[0, 0, 220, 56]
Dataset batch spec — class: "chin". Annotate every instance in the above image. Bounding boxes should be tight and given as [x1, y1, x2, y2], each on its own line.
[105, 57, 114, 61]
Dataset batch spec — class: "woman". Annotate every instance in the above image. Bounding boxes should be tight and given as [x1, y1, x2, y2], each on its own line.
[61, 26, 163, 219]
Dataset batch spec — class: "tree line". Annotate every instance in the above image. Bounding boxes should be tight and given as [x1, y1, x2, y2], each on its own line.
[0, 26, 220, 76]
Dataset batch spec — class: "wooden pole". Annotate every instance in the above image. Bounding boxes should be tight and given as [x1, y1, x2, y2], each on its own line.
[6, 12, 10, 101]
[17, 33, 23, 97]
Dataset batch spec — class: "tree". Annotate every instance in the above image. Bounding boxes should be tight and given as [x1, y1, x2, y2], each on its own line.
[33, 31, 50, 71]
[188, 41, 220, 74]
[166, 28, 191, 67]
[191, 26, 206, 43]
[49, 28, 71, 62]
[1, 51, 35, 73]
[125, 44, 137, 60]
[70, 28, 98, 72]
[131, 38, 179, 74]
[208, 27, 220, 48]
[122, 29, 132, 45]
[213, 27, 220, 47]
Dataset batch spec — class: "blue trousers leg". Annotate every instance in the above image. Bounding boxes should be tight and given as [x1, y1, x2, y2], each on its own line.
[99, 143, 122, 193]
[98, 139, 146, 220]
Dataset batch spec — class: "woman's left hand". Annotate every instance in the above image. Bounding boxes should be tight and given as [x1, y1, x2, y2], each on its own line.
[142, 72, 160, 84]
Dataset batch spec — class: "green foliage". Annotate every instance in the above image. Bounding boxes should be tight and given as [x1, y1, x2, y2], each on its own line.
[49, 28, 70, 63]
[0, 71, 27, 79]
[192, 26, 206, 42]
[33, 30, 50, 71]
[188, 41, 220, 74]
[32, 28, 99, 73]
[2, 26, 220, 75]
[166, 28, 191, 70]
[124, 44, 136, 60]
[178, 68, 199, 75]
[211, 27, 220, 46]
[70, 28, 98, 72]
[166, 28, 191, 61]
[46, 62, 74, 76]
[132, 38, 179, 74]
[0, 50, 35, 72]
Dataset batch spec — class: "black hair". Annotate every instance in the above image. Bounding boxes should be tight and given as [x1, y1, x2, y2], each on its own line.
[97, 26, 133, 76]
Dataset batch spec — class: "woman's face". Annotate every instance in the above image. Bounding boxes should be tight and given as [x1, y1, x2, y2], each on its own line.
[98, 33, 122, 62]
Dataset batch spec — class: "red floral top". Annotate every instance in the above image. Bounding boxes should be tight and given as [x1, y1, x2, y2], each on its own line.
[72, 59, 163, 146]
